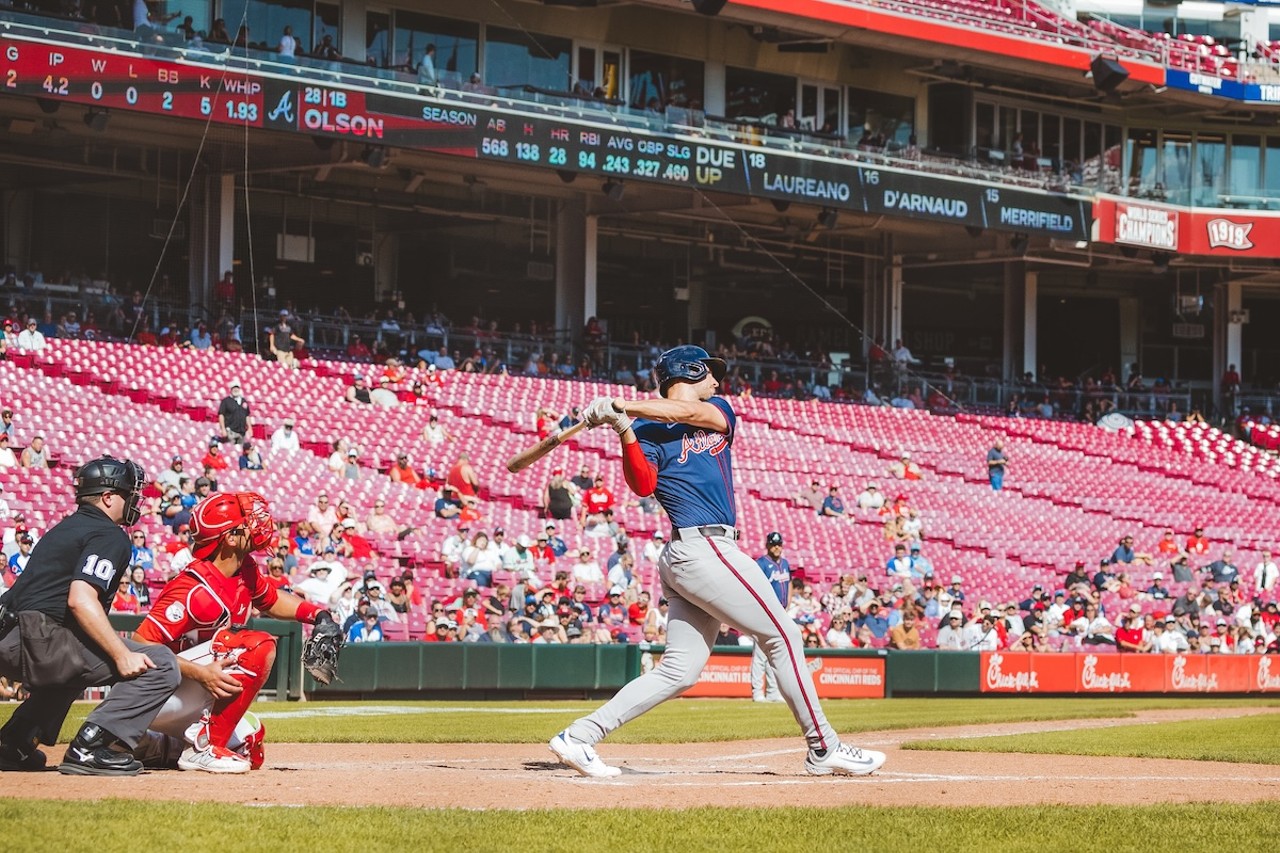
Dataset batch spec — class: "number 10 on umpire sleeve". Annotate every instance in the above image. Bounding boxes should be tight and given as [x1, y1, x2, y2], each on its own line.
[81, 554, 115, 581]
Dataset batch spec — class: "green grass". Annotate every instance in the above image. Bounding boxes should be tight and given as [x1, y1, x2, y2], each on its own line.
[902, 713, 1280, 764]
[5, 696, 1279, 745]
[5, 800, 1280, 852]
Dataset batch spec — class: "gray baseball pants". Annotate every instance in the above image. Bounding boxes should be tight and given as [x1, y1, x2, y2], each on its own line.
[0, 627, 180, 749]
[565, 527, 839, 752]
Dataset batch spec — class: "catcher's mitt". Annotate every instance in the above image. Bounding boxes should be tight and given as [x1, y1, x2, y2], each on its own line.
[302, 611, 344, 685]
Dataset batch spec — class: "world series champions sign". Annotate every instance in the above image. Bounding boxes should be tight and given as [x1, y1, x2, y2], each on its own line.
[1, 32, 1089, 239]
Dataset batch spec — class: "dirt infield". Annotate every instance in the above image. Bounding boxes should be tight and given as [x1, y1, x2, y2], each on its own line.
[12, 707, 1280, 809]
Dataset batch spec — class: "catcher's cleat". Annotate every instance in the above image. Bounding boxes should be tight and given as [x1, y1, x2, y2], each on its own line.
[178, 745, 251, 774]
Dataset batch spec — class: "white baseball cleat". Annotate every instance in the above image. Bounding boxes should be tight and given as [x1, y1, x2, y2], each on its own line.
[804, 743, 887, 776]
[178, 744, 251, 774]
[549, 731, 621, 778]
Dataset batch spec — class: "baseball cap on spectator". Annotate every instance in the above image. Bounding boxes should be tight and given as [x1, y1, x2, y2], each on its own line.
[323, 545, 336, 555]
[208, 440, 219, 449]
[608, 585, 623, 596]
[979, 600, 992, 611]
[516, 534, 533, 548]
[1073, 560, 1085, 568]
[566, 625, 583, 639]
[284, 418, 294, 425]
[545, 523, 557, 530]
[951, 574, 962, 584]
[195, 476, 211, 488]
[1129, 603, 1141, 614]
[310, 565, 332, 576]
[341, 518, 356, 529]
[1153, 571, 1164, 579]
[364, 570, 377, 580]
[1216, 618, 1227, 626]
[456, 522, 470, 531]
[654, 531, 665, 540]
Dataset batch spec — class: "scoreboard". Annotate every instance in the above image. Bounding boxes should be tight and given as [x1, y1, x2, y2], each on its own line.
[0, 32, 1089, 239]
[475, 113, 1088, 238]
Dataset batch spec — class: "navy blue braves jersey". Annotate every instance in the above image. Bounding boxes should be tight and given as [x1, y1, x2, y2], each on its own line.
[634, 396, 736, 529]
[756, 555, 791, 606]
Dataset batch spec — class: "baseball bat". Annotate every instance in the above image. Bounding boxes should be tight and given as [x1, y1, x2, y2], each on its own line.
[506, 420, 590, 473]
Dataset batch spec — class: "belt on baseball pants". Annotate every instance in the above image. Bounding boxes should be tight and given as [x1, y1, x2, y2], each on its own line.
[671, 525, 739, 542]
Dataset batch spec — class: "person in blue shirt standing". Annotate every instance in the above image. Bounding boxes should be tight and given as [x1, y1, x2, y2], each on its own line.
[750, 532, 789, 703]
[549, 345, 885, 779]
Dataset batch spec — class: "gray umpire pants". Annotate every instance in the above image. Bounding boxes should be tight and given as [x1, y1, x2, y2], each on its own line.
[0, 626, 180, 749]
[566, 527, 840, 753]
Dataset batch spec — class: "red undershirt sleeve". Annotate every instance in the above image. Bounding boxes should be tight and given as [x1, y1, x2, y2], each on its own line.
[622, 441, 657, 497]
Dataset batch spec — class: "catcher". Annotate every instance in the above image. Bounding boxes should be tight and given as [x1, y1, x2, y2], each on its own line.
[131, 491, 344, 773]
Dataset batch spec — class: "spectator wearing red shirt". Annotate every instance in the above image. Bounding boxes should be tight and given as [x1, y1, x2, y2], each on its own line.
[1185, 527, 1210, 556]
[446, 452, 480, 500]
[202, 441, 230, 471]
[346, 335, 372, 359]
[389, 453, 423, 487]
[582, 476, 615, 516]
[627, 591, 651, 627]
[1155, 528, 1181, 556]
[1115, 606, 1149, 651]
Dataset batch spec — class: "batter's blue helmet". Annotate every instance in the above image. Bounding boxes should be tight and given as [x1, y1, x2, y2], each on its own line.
[654, 345, 727, 396]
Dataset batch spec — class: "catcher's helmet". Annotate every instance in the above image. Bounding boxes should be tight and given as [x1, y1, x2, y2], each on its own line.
[191, 492, 277, 560]
[653, 345, 726, 396]
[74, 455, 146, 526]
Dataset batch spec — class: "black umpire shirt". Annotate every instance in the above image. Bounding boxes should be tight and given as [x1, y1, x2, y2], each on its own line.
[0, 504, 131, 625]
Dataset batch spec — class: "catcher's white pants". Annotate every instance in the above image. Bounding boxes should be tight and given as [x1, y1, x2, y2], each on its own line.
[566, 528, 839, 752]
[149, 640, 261, 749]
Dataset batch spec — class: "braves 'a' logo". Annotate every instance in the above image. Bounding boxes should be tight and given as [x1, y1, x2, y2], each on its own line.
[268, 90, 295, 124]
[678, 429, 727, 464]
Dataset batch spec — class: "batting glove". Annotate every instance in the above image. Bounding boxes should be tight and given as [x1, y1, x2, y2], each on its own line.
[581, 398, 617, 429]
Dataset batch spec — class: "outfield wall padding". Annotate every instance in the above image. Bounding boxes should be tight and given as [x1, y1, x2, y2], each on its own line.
[305, 642, 642, 695]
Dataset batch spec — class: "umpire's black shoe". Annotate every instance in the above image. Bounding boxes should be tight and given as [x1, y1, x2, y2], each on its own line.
[0, 740, 47, 772]
[58, 724, 143, 777]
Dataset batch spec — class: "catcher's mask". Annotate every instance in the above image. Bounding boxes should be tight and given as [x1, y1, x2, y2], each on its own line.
[191, 492, 277, 560]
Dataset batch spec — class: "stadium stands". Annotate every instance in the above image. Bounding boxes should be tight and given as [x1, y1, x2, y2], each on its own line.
[2, 340, 1276, 652]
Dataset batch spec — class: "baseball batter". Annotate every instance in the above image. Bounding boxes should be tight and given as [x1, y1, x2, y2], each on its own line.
[549, 345, 885, 777]
[750, 531, 789, 703]
[131, 491, 338, 773]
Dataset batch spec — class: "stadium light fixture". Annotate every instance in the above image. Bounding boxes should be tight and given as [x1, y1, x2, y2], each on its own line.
[817, 208, 839, 229]
[556, 170, 577, 184]
[603, 179, 625, 201]
[1009, 233, 1029, 255]
[1151, 252, 1171, 274]
[771, 200, 791, 213]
